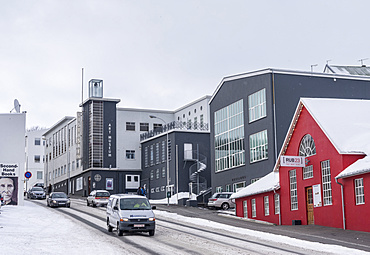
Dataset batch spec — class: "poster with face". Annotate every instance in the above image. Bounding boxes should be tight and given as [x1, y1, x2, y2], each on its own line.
[106, 178, 113, 190]
[0, 177, 18, 205]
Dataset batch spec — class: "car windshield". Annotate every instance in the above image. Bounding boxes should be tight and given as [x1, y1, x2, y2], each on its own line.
[96, 192, 110, 197]
[32, 187, 44, 191]
[120, 198, 151, 210]
[211, 193, 220, 198]
[52, 193, 67, 198]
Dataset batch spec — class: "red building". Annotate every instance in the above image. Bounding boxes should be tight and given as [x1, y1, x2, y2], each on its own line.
[231, 98, 370, 232]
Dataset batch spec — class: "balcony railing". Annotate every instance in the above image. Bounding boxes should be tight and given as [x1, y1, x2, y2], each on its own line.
[140, 121, 209, 141]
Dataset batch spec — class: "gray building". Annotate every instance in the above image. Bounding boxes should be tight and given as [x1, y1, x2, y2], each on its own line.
[209, 68, 370, 194]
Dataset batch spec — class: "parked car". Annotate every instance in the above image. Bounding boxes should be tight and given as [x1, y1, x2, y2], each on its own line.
[27, 187, 46, 199]
[47, 192, 70, 208]
[106, 194, 156, 236]
[207, 192, 235, 210]
[87, 190, 110, 207]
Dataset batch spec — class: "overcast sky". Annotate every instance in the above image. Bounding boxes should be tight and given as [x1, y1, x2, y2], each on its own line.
[1, 1, 369, 129]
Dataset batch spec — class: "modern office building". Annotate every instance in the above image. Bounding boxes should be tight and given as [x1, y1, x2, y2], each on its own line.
[209, 68, 370, 194]
[140, 96, 211, 201]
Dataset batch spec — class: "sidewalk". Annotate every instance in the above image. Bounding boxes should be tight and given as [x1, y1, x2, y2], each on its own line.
[154, 204, 370, 253]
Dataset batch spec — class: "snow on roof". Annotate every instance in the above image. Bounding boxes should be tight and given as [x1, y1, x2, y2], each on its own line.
[230, 171, 279, 199]
[302, 98, 370, 179]
[302, 98, 370, 155]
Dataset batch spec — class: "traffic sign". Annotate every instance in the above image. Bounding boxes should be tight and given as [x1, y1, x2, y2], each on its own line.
[25, 171, 32, 179]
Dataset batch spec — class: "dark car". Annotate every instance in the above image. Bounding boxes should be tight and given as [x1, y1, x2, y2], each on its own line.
[47, 192, 71, 208]
[27, 187, 46, 199]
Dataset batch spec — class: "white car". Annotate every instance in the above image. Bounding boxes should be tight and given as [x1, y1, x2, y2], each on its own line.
[87, 190, 110, 207]
[106, 194, 156, 236]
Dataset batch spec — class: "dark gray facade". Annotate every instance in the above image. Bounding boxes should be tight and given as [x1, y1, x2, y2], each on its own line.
[210, 69, 370, 193]
[141, 130, 211, 200]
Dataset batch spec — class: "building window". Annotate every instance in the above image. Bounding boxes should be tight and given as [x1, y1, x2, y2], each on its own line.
[161, 141, 166, 162]
[251, 178, 260, 184]
[200, 114, 204, 128]
[214, 99, 245, 172]
[303, 165, 313, 179]
[126, 122, 135, 131]
[321, 160, 332, 206]
[355, 178, 365, 205]
[162, 167, 165, 178]
[299, 134, 316, 157]
[34, 155, 41, 163]
[35, 138, 41, 146]
[153, 123, 162, 132]
[225, 184, 231, 192]
[274, 193, 280, 214]
[156, 169, 160, 179]
[216, 186, 223, 193]
[144, 147, 148, 167]
[156, 143, 160, 164]
[150, 170, 154, 180]
[289, 169, 298, 210]
[150, 145, 154, 166]
[37, 171, 43, 179]
[251, 199, 256, 217]
[250, 130, 268, 163]
[126, 150, 135, 160]
[248, 88, 266, 123]
[264, 196, 270, 216]
[140, 123, 149, 132]
[243, 200, 248, 218]
[233, 181, 246, 192]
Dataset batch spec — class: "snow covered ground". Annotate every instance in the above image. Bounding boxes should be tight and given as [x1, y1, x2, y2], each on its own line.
[0, 201, 368, 255]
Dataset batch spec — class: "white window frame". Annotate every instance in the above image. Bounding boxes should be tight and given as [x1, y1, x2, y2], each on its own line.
[251, 199, 256, 217]
[233, 181, 246, 192]
[249, 130, 268, 163]
[264, 196, 270, 216]
[243, 200, 248, 218]
[274, 193, 280, 215]
[248, 88, 266, 123]
[216, 186, 223, 193]
[321, 160, 332, 206]
[289, 169, 298, 210]
[355, 178, 365, 205]
[214, 99, 245, 172]
[303, 165, 313, 179]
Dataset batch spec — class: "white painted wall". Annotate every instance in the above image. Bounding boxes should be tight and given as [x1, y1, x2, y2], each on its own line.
[0, 113, 26, 206]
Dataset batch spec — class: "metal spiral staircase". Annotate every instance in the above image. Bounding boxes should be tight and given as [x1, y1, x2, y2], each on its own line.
[185, 149, 208, 196]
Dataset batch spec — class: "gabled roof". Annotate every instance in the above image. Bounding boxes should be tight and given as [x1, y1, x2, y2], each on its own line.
[324, 64, 370, 76]
[232, 98, 370, 199]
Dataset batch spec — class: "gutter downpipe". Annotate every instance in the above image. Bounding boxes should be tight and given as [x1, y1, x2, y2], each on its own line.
[272, 70, 278, 161]
[335, 178, 346, 230]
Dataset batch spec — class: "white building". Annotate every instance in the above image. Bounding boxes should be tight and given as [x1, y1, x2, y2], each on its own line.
[0, 112, 26, 206]
[25, 127, 48, 190]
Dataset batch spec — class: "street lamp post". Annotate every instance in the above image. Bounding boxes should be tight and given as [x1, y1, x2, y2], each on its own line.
[149, 115, 170, 206]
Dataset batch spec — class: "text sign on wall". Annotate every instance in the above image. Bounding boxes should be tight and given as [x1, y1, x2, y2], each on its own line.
[280, 156, 305, 167]
[0, 163, 19, 177]
[313, 184, 322, 207]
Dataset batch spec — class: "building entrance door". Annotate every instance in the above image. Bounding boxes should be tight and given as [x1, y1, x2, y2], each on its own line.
[306, 187, 314, 225]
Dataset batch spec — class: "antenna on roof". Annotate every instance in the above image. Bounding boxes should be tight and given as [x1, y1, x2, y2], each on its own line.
[358, 58, 369, 67]
[310, 64, 318, 72]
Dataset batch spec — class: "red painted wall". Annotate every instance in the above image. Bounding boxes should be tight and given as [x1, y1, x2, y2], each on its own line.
[340, 173, 370, 232]
[279, 107, 364, 228]
[235, 191, 280, 225]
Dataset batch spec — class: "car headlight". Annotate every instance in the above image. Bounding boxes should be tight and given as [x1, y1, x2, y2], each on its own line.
[149, 217, 155, 221]
[52, 200, 57, 203]
[120, 218, 129, 222]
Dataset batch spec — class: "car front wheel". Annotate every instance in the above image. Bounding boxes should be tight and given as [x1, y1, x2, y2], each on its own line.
[117, 223, 123, 236]
[149, 230, 155, 236]
[107, 219, 113, 232]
